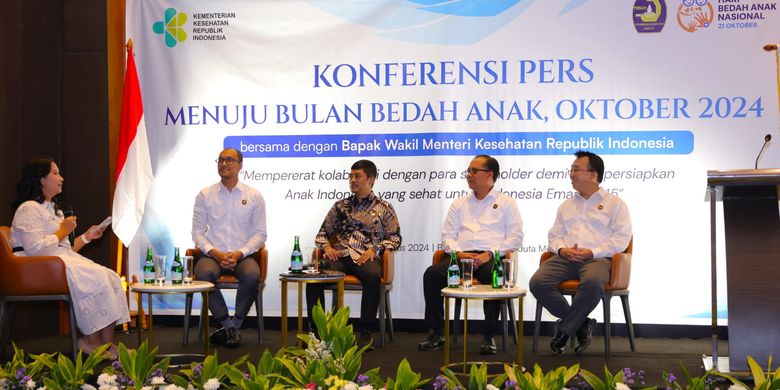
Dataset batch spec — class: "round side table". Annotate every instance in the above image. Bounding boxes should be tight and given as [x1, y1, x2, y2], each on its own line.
[130, 280, 214, 356]
[279, 271, 345, 347]
[441, 285, 526, 374]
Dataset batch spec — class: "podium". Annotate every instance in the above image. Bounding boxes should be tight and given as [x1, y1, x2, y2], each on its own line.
[707, 169, 780, 372]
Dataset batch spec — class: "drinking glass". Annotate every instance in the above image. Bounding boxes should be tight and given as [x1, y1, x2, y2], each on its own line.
[304, 246, 315, 273]
[502, 258, 513, 288]
[154, 255, 167, 285]
[461, 258, 474, 289]
[183, 255, 194, 284]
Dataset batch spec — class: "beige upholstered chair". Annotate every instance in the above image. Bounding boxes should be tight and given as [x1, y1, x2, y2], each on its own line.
[532, 239, 635, 357]
[316, 248, 395, 347]
[183, 247, 267, 344]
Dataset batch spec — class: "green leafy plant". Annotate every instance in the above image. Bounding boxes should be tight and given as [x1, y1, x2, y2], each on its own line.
[507, 363, 579, 390]
[113, 341, 170, 389]
[223, 349, 291, 389]
[38, 344, 110, 390]
[171, 353, 247, 390]
[281, 303, 371, 386]
[302, 303, 360, 360]
[0, 344, 53, 389]
[383, 358, 429, 390]
[716, 355, 780, 390]
[9, 336, 780, 390]
[662, 362, 718, 390]
[580, 365, 626, 390]
[442, 362, 506, 390]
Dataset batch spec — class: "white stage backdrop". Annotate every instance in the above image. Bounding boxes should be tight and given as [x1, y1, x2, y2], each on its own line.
[125, 0, 780, 325]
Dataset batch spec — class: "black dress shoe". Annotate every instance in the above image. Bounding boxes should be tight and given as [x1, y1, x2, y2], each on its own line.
[574, 318, 596, 354]
[417, 334, 445, 351]
[224, 327, 241, 348]
[209, 327, 228, 345]
[550, 319, 568, 354]
[480, 337, 497, 355]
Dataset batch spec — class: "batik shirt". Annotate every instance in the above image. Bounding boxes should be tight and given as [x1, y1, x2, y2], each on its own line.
[315, 191, 402, 261]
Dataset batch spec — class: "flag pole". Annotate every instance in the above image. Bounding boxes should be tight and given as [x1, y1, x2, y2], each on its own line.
[117, 37, 131, 333]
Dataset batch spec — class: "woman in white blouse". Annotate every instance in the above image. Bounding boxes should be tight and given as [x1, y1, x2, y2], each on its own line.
[10, 157, 129, 357]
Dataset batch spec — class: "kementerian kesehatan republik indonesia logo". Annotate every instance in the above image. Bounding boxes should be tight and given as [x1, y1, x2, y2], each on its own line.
[152, 8, 188, 48]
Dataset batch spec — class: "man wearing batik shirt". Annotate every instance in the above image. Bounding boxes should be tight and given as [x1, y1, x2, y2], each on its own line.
[306, 159, 402, 343]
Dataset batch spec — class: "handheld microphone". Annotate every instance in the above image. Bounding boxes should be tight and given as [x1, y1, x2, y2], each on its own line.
[755, 134, 772, 169]
[63, 205, 75, 244]
[764, 44, 778, 52]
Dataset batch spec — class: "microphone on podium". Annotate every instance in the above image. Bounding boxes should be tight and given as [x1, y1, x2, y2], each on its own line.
[764, 44, 778, 51]
[755, 134, 772, 169]
[63, 205, 76, 244]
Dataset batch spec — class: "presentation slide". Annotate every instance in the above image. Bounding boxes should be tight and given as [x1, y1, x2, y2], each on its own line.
[126, 0, 780, 325]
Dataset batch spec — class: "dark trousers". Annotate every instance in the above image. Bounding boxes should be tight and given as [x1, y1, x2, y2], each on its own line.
[422, 256, 501, 338]
[194, 254, 260, 328]
[529, 255, 611, 337]
[305, 256, 382, 332]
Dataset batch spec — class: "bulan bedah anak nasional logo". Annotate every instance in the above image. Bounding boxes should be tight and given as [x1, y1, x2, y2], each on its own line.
[153, 8, 187, 47]
[676, 0, 714, 32]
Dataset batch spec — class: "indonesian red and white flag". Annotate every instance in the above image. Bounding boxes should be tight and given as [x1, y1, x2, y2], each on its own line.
[112, 42, 153, 244]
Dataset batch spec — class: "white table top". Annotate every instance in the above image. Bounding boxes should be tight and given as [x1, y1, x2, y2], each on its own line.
[441, 285, 527, 299]
[130, 280, 214, 293]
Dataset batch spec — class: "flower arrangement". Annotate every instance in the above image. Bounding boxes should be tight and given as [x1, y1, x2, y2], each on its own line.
[0, 308, 775, 390]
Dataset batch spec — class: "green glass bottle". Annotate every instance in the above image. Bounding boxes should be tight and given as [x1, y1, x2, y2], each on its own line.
[143, 246, 155, 284]
[171, 247, 183, 285]
[447, 251, 460, 288]
[290, 236, 303, 273]
[491, 250, 504, 288]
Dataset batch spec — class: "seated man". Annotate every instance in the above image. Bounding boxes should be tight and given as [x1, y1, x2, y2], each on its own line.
[529, 150, 632, 354]
[192, 147, 267, 347]
[306, 159, 402, 344]
[418, 154, 524, 355]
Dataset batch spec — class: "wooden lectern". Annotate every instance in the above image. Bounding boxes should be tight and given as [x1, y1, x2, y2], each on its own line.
[708, 169, 780, 372]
